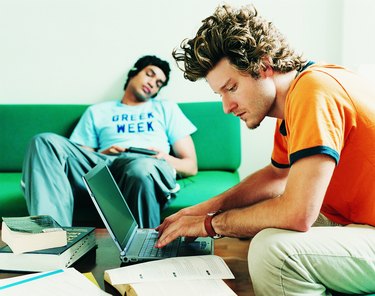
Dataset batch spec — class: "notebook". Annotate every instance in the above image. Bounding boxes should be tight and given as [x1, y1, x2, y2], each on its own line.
[82, 162, 213, 264]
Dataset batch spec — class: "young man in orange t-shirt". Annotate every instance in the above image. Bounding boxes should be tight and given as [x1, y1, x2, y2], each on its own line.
[156, 4, 375, 295]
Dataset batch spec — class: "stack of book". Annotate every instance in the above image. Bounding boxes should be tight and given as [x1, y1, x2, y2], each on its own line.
[0, 215, 96, 272]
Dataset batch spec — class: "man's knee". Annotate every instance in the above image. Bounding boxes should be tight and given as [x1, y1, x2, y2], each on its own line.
[30, 132, 64, 148]
[25, 133, 74, 164]
[249, 228, 281, 269]
[112, 157, 157, 181]
[130, 158, 157, 178]
[248, 228, 295, 281]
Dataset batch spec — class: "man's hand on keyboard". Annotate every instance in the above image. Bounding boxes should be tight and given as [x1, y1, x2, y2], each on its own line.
[156, 215, 207, 248]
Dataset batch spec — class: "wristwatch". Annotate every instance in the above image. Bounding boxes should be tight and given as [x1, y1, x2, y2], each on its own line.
[204, 210, 223, 239]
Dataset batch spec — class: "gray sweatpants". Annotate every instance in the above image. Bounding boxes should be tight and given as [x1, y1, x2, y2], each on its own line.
[21, 133, 177, 228]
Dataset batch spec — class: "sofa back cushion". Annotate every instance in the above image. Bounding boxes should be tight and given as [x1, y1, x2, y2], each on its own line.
[179, 102, 240, 171]
[0, 104, 87, 172]
[0, 102, 240, 172]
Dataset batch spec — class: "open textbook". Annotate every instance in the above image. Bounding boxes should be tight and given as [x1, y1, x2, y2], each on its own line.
[104, 255, 236, 296]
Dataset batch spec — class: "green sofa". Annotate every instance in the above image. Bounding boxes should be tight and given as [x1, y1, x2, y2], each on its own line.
[0, 102, 241, 226]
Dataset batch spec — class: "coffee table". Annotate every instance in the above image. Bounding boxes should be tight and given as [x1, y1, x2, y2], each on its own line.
[0, 228, 254, 295]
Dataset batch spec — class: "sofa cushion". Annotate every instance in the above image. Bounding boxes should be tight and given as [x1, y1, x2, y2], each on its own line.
[0, 171, 240, 226]
[0, 104, 87, 172]
[178, 102, 241, 171]
[163, 170, 240, 218]
[0, 173, 28, 218]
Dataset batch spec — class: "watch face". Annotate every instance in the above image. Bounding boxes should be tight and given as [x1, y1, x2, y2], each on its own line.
[208, 210, 222, 216]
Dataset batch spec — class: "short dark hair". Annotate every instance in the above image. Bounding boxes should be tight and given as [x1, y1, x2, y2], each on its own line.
[123, 55, 171, 97]
[172, 5, 305, 81]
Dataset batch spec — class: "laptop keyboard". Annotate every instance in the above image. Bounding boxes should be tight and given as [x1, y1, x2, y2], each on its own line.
[139, 231, 179, 257]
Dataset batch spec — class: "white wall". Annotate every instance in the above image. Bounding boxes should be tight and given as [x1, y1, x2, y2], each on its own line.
[0, 0, 372, 179]
[341, 0, 375, 86]
[342, 0, 375, 69]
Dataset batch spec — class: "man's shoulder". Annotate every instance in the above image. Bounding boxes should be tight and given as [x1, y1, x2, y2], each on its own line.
[296, 64, 349, 83]
[86, 100, 119, 112]
[151, 98, 179, 111]
[152, 98, 174, 106]
[91, 100, 119, 107]
[291, 64, 348, 95]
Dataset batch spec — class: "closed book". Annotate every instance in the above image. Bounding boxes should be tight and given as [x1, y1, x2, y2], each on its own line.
[1, 215, 67, 254]
[0, 227, 96, 272]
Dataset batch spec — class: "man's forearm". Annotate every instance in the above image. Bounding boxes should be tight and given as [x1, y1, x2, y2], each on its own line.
[219, 163, 288, 211]
[182, 163, 288, 219]
[165, 154, 198, 177]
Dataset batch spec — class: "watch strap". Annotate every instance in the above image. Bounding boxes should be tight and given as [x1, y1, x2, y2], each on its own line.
[204, 211, 222, 239]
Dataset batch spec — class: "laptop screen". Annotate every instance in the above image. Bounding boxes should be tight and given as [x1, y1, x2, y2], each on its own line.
[82, 163, 137, 251]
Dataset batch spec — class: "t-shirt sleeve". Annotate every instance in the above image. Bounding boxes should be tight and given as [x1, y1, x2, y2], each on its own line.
[162, 101, 197, 145]
[69, 107, 99, 149]
[286, 71, 344, 166]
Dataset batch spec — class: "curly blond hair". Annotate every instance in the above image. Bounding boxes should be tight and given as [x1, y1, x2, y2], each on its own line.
[172, 4, 305, 81]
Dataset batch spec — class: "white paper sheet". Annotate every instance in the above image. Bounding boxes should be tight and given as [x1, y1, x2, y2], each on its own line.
[0, 268, 109, 296]
[105, 255, 235, 285]
[129, 279, 237, 296]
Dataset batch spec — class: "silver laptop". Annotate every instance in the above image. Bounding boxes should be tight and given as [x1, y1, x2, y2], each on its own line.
[82, 162, 213, 264]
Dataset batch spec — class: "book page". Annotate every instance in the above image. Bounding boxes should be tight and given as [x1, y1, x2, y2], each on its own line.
[129, 279, 237, 296]
[105, 255, 234, 285]
[0, 268, 109, 296]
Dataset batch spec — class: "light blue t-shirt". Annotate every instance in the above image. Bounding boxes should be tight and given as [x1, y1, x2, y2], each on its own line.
[69, 100, 197, 153]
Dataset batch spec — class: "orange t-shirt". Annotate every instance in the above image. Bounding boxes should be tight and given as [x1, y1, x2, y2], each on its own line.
[272, 64, 375, 226]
